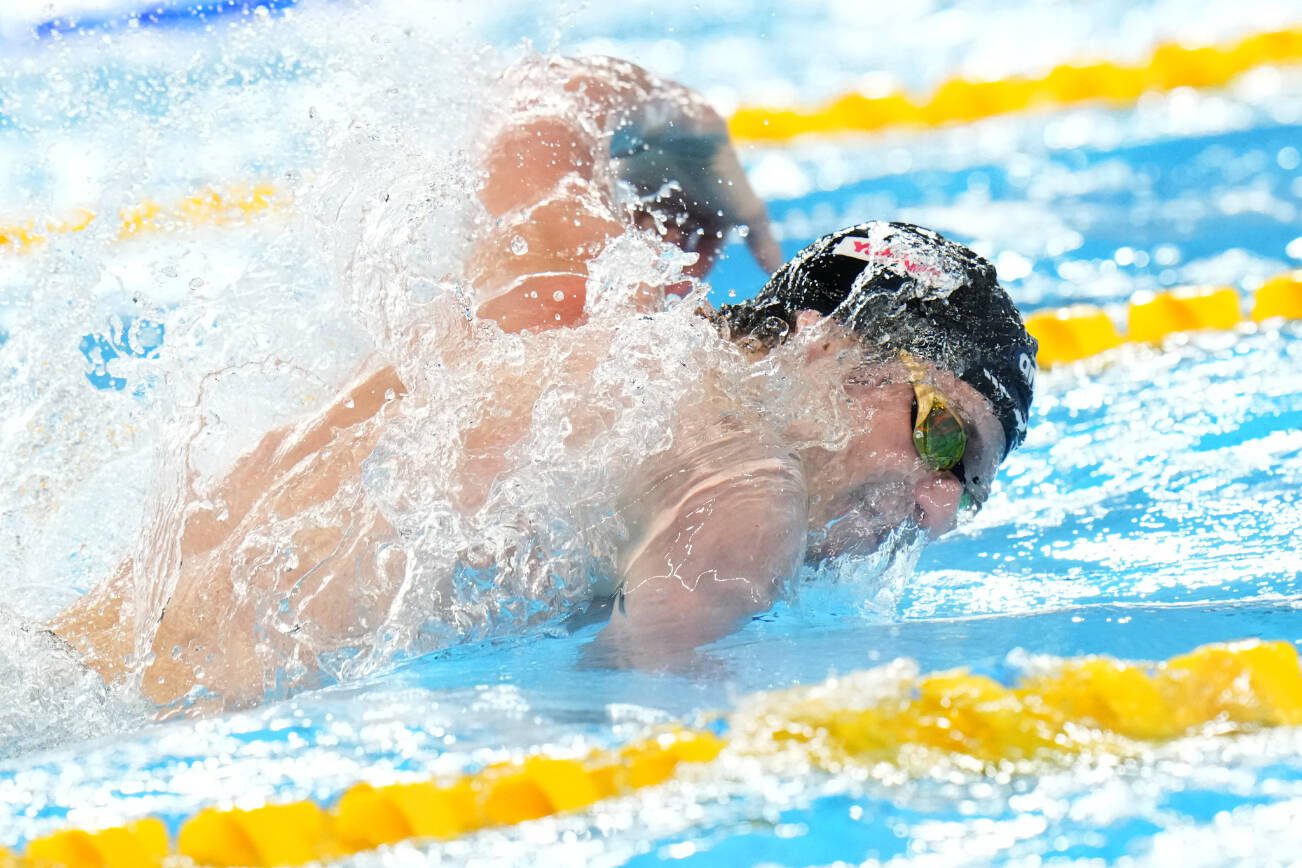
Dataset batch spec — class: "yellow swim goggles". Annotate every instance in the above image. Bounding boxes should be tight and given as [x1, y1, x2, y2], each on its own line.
[910, 380, 967, 473]
[900, 352, 974, 504]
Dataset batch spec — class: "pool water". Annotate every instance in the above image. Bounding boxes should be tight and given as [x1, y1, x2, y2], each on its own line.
[1, 0, 1301, 864]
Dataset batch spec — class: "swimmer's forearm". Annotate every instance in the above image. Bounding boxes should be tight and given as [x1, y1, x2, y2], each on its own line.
[471, 116, 618, 330]
[175, 365, 403, 559]
[591, 543, 802, 667]
[592, 575, 771, 668]
[592, 486, 807, 667]
[471, 59, 673, 327]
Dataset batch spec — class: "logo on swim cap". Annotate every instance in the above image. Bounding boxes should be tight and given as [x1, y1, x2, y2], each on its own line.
[832, 236, 942, 282]
[830, 229, 966, 297]
[1017, 351, 1036, 389]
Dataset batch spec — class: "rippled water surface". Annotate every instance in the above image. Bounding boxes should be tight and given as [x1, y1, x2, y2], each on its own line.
[1, 0, 1301, 864]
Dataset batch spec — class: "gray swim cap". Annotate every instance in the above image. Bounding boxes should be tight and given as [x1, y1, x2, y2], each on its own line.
[719, 222, 1037, 457]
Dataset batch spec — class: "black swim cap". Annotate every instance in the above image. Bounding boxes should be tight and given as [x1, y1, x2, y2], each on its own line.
[725, 222, 1037, 456]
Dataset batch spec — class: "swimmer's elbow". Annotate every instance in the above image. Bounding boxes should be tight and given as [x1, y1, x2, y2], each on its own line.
[589, 578, 769, 669]
[593, 529, 803, 667]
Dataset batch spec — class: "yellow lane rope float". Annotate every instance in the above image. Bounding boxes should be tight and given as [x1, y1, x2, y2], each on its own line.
[6, 173, 1296, 371]
[0, 182, 283, 252]
[728, 26, 1302, 141]
[1024, 270, 1302, 367]
[2, 25, 1301, 248]
[5, 639, 1302, 867]
[2, 179, 1298, 373]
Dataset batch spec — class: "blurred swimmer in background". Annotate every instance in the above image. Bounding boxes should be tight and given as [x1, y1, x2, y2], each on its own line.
[49, 56, 1035, 713]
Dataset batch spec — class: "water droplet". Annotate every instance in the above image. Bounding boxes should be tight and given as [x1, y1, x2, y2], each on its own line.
[552, 290, 565, 302]
[510, 235, 528, 255]
[188, 277, 204, 290]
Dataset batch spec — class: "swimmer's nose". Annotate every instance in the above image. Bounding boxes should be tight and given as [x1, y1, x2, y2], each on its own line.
[913, 474, 963, 538]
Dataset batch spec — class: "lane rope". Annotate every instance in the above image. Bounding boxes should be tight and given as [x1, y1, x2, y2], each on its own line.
[1025, 270, 1302, 367]
[3, 25, 1301, 249]
[5, 639, 1302, 866]
[728, 26, 1302, 141]
[4, 169, 1299, 373]
[2, 20, 1300, 868]
[0, 183, 284, 252]
[28, 0, 301, 41]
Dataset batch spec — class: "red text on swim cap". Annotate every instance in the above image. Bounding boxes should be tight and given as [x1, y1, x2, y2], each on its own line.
[832, 236, 944, 283]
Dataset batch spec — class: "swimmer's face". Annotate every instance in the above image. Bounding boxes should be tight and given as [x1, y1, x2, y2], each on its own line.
[788, 313, 1005, 563]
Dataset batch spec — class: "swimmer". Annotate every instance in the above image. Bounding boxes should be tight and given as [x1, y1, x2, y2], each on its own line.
[48, 57, 1035, 713]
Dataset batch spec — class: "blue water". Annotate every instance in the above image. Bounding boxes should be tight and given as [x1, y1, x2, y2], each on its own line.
[710, 121, 1302, 311]
[26, 1, 304, 40]
[1, 1, 1301, 865]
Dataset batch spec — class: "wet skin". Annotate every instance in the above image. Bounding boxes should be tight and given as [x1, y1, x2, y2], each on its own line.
[592, 315, 1004, 668]
[47, 56, 1001, 711]
[48, 56, 781, 711]
[790, 311, 1004, 560]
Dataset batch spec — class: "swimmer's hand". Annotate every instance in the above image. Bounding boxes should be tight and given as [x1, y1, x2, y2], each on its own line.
[609, 97, 782, 279]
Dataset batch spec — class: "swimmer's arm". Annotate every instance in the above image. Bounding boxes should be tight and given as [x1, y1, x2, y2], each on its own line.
[469, 71, 635, 332]
[173, 365, 404, 558]
[470, 57, 778, 333]
[591, 459, 808, 667]
[49, 365, 406, 690]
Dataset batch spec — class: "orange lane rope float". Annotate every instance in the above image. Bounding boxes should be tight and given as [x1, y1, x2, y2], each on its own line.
[1024, 269, 1302, 367]
[6, 639, 1302, 867]
[727, 26, 1302, 141]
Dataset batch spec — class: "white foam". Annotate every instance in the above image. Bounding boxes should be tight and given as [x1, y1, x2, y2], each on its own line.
[0, 608, 147, 758]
